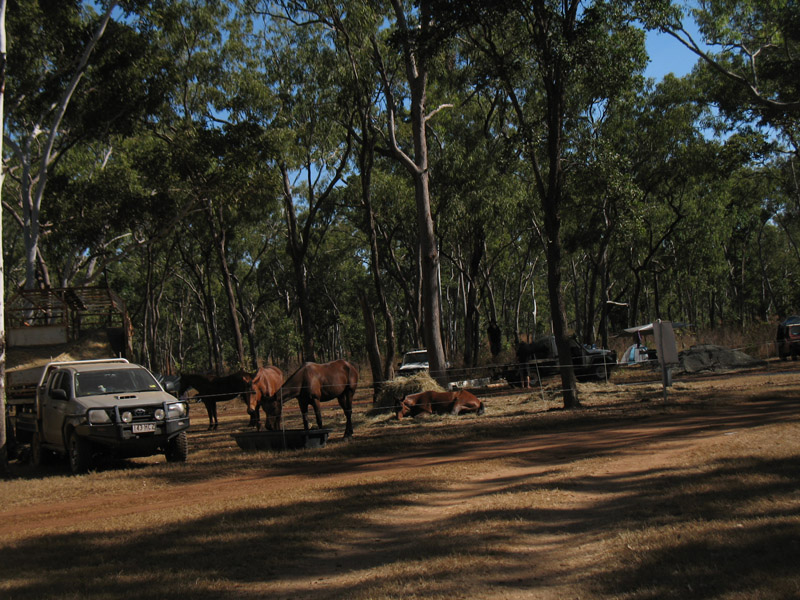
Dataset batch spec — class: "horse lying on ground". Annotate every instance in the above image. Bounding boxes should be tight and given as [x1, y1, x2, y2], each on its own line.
[242, 366, 284, 430]
[265, 359, 359, 437]
[395, 389, 485, 420]
[179, 371, 251, 430]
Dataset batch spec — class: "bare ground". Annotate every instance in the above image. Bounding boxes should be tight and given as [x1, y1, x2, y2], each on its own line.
[2, 361, 800, 599]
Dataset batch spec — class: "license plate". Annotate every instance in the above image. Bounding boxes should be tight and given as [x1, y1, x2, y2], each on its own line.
[132, 423, 156, 433]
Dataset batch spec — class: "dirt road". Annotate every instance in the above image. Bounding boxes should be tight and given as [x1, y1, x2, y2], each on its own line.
[2, 366, 799, 599]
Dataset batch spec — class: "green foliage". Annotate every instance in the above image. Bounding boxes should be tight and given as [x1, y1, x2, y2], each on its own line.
[4, 0, 799, 380]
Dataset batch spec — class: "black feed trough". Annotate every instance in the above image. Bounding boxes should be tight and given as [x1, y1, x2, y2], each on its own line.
[231, 428, 331, 452]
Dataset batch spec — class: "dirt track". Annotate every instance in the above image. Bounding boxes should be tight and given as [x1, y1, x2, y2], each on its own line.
[2, 364, 800, 599]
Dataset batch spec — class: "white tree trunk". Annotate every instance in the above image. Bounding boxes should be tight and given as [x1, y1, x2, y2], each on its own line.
[18, 1, 117, 289]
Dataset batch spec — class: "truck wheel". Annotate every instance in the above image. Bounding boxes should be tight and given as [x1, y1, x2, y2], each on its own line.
[165, 431, 189, 463]
[594, 363, 609, 381]
[68, 431, 92, 474]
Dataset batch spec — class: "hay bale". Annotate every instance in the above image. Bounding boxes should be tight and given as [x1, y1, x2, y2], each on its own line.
[374, 372, 445, 409]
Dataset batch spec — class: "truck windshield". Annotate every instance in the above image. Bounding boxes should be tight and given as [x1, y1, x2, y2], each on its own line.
[403, 351, 427, 365]
[75, 369, 161, 397]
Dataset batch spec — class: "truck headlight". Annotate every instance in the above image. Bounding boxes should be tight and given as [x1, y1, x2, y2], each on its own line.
[154, 408, 166, 421]
[167, 402, 187, 418]
[121, 411, 133, 423]
[88, 409, 111, 424]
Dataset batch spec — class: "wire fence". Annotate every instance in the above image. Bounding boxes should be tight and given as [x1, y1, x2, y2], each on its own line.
[179, 336, 790, 411]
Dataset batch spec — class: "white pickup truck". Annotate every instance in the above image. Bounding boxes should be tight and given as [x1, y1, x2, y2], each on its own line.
[15, 358, 191, 474]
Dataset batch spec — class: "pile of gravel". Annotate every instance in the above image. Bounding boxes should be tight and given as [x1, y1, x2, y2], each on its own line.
[678, 344, 766, 373]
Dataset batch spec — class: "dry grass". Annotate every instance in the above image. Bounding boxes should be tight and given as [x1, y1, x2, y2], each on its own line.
[2, 361, 800, 599]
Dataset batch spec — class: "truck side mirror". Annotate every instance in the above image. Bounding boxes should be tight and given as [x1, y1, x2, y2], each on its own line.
[51, 388, 68, 401]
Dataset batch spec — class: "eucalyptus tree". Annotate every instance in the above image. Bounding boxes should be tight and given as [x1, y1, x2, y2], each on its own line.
[244, 3, 357, 363]
[121, 0, 285, 372]
[432, 81, 526, 368]
[435, 1, 647, 407]
[2, 0, 165, 290]
[370, 0, 453, 385]
[641, 0, 800, 128]
[0, 0, 7, 475]
[639, 1, 800, 320]
[325, 1, 401, 385]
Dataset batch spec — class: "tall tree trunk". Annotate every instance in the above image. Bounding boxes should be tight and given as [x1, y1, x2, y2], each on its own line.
[544, 196, 579, 408]
[281, 165, 316, 363]
[538, 13, 579, 408]
[0, 0, 8, 476]
[600, 245, 610, 349]
[205, 200, 246, 369]
[359, 125, 396, 383]
[463, 227, 485, 368]
[378, 0, 449, 386]
[17, 2, 117, 289]
[358, 291, 383, 402]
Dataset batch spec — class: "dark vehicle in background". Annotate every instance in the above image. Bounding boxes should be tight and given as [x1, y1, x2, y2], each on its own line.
[776, 316, 800, 360]
[496, 335, 617, 387]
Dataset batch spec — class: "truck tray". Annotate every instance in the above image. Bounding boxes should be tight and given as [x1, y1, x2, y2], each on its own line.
[231, 429, 331, 452]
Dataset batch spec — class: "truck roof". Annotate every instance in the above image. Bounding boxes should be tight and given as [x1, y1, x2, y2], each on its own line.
[38, 358, 133, 386]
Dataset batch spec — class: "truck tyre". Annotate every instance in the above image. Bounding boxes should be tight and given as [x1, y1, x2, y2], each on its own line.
[594, 362, 609, 381]
[165, 431, 189, 463]
[68, 431, 92, 474]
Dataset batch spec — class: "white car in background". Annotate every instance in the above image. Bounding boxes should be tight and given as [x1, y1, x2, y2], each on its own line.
[398, 349, 429, 376]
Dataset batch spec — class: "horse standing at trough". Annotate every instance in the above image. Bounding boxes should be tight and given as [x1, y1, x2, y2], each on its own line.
[265, 360, 359, 437]
[395, 389, 485, 420]
[242, 366, 284, 430]
[179, 371, 251, 430]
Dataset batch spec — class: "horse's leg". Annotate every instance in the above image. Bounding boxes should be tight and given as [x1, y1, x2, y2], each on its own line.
[338, 393, 353, 437]
[299, 398, 311, 431]
[211, 401, 219, 430]
[250, 395, 262, 430]
[253, 405, 262, 431]
[203, 400, 214, 431]
[312, 398, 324, 430]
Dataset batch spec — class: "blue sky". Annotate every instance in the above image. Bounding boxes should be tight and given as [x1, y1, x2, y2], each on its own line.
[644, 11, 709, 83]
[645, 29, 702, 81]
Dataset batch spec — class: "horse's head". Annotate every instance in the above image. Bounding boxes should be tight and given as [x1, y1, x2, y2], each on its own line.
[259, 393, 282, 430]
[233, 372, 261, 428]
[395, 394, 410, 420]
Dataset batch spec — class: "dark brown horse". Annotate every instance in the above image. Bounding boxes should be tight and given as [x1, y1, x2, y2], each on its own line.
[242, 366, 284, 430]
[395, 389, 485, 420]
[265, 360, 359, 437]
[179, 371, 250, 430]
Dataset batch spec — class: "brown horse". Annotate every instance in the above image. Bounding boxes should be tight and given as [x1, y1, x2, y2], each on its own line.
[266, 360, 359, 437]
[242, 366, 284, 430]
[179, 371, 251, 430]
[395, 389, 485, 420]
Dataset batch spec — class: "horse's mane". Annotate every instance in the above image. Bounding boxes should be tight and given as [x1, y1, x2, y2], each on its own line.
[279, 363, 310, 399]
